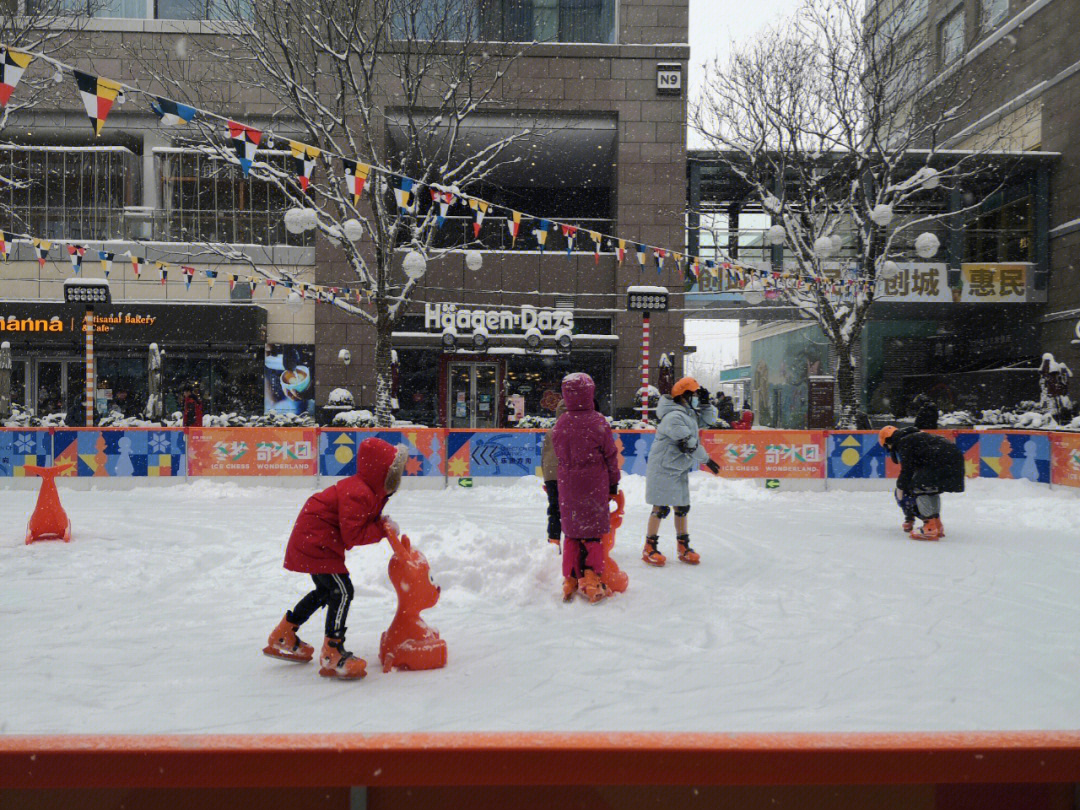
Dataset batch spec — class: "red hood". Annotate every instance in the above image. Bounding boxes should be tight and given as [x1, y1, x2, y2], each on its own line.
[355, 437, 397, 498]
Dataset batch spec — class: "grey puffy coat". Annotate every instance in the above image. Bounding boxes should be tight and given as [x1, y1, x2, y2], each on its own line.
[645, 395, 716, 506]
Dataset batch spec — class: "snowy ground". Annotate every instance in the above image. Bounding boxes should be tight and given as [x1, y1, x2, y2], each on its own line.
[2, 475, 1079, 735]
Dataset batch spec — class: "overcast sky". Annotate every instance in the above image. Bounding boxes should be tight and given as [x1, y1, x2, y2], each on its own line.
[687, 0, 802, 146]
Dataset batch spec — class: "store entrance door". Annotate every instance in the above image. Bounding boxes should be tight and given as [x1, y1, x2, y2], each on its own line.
[447, 361, 500, 429]
[30, 358, 83, 416]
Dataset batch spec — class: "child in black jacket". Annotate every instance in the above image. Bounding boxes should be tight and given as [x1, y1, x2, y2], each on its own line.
[880, 426, 964, 541]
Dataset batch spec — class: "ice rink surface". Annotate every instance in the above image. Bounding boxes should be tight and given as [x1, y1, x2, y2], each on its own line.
[2, 475, 1079, 734]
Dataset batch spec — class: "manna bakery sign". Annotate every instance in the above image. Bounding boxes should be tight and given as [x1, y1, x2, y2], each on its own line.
[424, 302, 574, 334]
[0, 311, 157, 335]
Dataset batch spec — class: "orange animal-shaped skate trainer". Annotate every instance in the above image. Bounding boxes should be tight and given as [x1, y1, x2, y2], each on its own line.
[379, 522, 448, 673]
[601, 490, 628, 593]
[24, 464, 75, 545]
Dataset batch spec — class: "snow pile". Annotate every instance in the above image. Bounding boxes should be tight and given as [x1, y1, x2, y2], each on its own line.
[328, 387, 355, 406]
[204, 412, 317, 428]
[331, 409, 377, 427]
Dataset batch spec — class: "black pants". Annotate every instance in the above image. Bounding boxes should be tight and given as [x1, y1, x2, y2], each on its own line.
[545, 481, 562, 540]
[287, 573, 354, 639]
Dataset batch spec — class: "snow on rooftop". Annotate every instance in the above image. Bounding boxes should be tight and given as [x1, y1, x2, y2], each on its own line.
[627, 285, 669, 294]
[63, 277, 111, 288]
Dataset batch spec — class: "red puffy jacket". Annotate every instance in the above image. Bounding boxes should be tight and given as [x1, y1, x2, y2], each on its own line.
[283, 437, 398, 574]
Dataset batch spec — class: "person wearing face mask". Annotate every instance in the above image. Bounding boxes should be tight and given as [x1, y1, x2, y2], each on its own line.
[642, 377, 721, 566]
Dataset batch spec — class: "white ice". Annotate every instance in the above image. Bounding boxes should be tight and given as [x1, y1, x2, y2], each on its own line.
[2, 476, 1079, 735]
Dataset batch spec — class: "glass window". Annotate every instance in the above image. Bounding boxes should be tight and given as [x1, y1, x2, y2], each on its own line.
[964, 195, 1033, 263]
[980, 0, 1008, 32]
[478, 0, 614, 42]
[940, 10, 964, 66]
[157, 0, 251, 18]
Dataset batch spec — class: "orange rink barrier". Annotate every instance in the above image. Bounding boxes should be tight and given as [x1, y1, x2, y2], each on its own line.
[3, 731, 1080, 790]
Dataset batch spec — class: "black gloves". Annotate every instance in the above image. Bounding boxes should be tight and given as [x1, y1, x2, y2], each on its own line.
[676, 437, 692, 454]
[609, 483, 619, 496]
[705, 458, 721, 475]
[697, 386, 710, 405]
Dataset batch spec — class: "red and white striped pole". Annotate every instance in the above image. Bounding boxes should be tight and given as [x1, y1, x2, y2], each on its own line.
[84, 307, 94, 427]
[641, 311, 650, 423]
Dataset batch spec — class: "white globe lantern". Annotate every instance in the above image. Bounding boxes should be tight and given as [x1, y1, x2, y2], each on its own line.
[879, 260, 900, 279]
[914, 166, 940, 190]
[813, 236, 835, 257]
[829, 234, 844, 255]
[914, 232, 940, 258]
[286, 291, 304, 314]
[465, 250, 483, 271]
[766, 225, 786, 245]
[342, 218, 364, 242]
[299, 208, 319, 231]
[869, 204, 894, 227]
[403, 250, 427, 280]
[284, 207, 307, 235]
[743, 288, 765, 305]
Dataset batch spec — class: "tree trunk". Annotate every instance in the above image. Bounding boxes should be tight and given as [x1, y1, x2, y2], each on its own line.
[374, 314, 395, 428]
[835, 343, 858, 428]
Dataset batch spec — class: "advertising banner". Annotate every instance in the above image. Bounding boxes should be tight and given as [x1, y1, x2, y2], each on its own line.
[1051, 433, 1080, 488]
[320, 429, 446, 478]
[976, 431, 1050, 483]
[444, 430, 543, 477]
[700, 430, 825, 478]
[874, 263, 1035, 304]
[0, 429, 52, 476]
[188, 427, 317, 476]
[265, 344, 315, 416]
[53, 429, 186, 477]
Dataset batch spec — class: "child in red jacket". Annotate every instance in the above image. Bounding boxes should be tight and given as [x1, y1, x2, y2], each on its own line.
[264, 437, 407, 680]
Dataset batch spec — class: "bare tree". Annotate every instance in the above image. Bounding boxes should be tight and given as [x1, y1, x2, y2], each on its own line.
[692, 0, 1028, 426]
[0, 0, 101, 196]
[140, 0, 529, 425]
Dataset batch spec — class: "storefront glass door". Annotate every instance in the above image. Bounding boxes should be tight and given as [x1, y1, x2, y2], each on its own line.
[34, 361, 65, 416]
[447, 362, 499, 429]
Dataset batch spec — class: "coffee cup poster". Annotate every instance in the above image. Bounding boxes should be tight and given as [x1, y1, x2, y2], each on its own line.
[264, 344, 316, 415]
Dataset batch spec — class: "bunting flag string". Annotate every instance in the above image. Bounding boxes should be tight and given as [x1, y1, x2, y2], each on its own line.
[561, 223, 577, 257]
[67, 244, 85, 274]
[290, 141, 320, 194]
[0, 230, 8, 261]
[99, 251, 113, 277]
[0, 47, 32, 107]
[534, 219, 550, 253]
[182, 264, 194, 290]
[227, 120, 262, 177]
[74, 70, 123, 136]
[589, 230, 601, 265]
[635, 243, 647, 269]
[31, 237, 50, 267]
[155, 260, 168, 284]
[127, 251, 145, 278]
[431, 187, 456, 227]
[1, 41, 778, 288]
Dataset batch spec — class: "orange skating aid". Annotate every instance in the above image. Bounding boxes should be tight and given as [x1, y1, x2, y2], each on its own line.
[379, 521, 448, 673]
[600, 490, 629, 593]
[24, 464, 75, 545]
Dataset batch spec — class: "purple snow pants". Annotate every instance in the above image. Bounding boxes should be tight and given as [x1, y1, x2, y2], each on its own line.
[563, 538, 604, 578]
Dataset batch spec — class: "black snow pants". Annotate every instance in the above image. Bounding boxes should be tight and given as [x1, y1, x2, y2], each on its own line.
[287, 573, 354, 639]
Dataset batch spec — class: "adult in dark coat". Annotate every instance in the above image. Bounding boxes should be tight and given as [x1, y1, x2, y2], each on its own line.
[911, 393, 940, 430]
[66, 395, 87, 427]
[181, 385, 204, 427]
[716, 392, 737, 424]
[880, 425, 963, 541]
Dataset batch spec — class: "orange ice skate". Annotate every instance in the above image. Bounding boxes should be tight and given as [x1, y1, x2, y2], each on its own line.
[910, 517, 944, 541]
[579, 569, 609, 604]
[263, 614, 314, 663]
[642, 536, 666, 567]
[677, 535, 700, 565]
[319, 637, 367, 680]
[562, 576, 578, 602]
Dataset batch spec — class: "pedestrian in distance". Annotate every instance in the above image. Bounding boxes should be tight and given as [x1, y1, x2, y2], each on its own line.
[879, 425, 964, 541]
[911, 393, 940, 430]
[642, 376, 722, 566]
[550, 372, 621, 604]
[264, 436, 408, 679]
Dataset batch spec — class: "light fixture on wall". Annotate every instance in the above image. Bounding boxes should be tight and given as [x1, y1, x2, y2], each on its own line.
[441, 328, 456, 349]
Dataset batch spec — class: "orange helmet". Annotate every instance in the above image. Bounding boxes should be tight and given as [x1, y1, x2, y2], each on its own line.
[878, 425, 898, 447]
[671, 377, 700, 398]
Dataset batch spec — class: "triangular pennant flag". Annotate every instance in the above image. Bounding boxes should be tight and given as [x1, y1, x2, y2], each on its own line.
[431, 188, 457, 227]
[0, 230, 8, 261]
[561, 224, 578, 257]
[289, 140, 320, 194]
[99, 251, 113, 277]
[267, 278, 277, 297]
[635, 243, 647, 268]
[128, 253, 144, 278]
[616, 239, 626, 264]
[206, 270, 217, 289]
[67, 244, 86, 274]
[692, 258, 701, 278]
[150, 96, 197, 127]
[468, 197, 489, 237]
[507, 211, 522, 247]
[341, 158, 370, 205]
[589, 231, 602, 264]
[229, 274, 238, 292]
[182, 265, 194, 290]
[535, 219, 551, 253]
[227, 120, 262, 177]
[0, 47, 33, 107]
[32, 238, 51, 267]
[655, 248, 666, 274]
[74, 70, 123, 137]
[706, 259, 717, 278]
[394, 177, 416, 214]
[156, 261, 168, 284]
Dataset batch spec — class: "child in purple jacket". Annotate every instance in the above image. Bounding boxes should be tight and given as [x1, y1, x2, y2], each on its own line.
[550, 372, 620, 603]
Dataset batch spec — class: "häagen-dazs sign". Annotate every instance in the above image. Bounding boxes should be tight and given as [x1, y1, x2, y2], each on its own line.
[424, 303, 573, 334]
